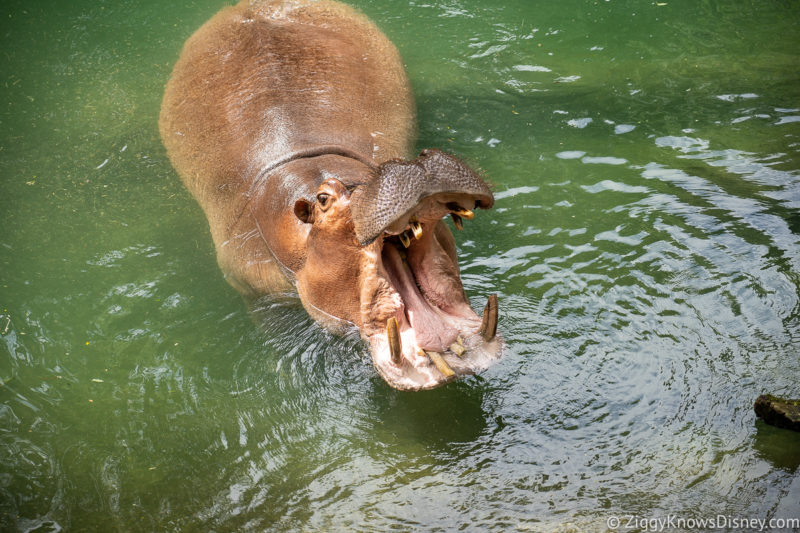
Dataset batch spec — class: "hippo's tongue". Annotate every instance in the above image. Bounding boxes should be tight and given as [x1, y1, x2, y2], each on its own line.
[382, 244, 458, 352]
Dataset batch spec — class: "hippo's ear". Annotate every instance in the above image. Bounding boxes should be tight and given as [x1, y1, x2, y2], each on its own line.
[294, 198, 315, 224]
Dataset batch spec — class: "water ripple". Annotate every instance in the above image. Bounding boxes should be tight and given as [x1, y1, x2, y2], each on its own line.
[2, 0, 799, 530]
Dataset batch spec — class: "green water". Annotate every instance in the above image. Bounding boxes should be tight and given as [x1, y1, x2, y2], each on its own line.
[2, 0, 799, 530]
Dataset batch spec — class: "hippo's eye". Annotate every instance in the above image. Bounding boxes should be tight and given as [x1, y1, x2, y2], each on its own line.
[317, 192, 331, 210]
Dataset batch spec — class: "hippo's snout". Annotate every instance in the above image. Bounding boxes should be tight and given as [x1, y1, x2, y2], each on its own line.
[350, 149, 494, 246]
[348, 158, 502, 390]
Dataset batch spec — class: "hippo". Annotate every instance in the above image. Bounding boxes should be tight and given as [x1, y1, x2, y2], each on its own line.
[159, 0, 502, 390]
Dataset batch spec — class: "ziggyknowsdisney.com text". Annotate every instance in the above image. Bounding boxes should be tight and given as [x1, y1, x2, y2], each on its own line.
[606, 514, 799, 531]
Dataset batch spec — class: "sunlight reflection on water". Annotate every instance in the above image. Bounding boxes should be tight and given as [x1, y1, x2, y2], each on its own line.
[1, 0, 799, 530]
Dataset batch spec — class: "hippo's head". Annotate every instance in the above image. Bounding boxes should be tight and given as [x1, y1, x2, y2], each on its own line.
[292, 149, 501, 390]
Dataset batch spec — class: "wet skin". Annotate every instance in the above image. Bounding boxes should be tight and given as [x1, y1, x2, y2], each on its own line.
[160, 0, 501, 390]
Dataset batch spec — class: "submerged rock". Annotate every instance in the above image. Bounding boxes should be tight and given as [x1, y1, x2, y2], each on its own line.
[754, 394, 800, 432]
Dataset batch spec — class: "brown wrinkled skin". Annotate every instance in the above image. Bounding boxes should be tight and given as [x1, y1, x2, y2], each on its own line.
[161, 0, 502, 390]
[159, 0, 417, 306]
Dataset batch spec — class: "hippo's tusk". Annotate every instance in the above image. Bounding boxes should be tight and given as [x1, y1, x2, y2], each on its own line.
[449, 340, 466, 357]
[410, 220, 423, 240]
[399, 231, 411, 248]
[478, 294, 498, 341]
[423, 349, 455, 378]
[454, 208, 474, 220]
[447, 202, 474, 220]
[387, 317, 403, 365]
[450, 213, 463, 230]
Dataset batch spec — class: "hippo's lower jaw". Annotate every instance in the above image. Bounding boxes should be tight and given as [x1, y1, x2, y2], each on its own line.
[362, 212, 502, 391]
[369, 320, 502, 391]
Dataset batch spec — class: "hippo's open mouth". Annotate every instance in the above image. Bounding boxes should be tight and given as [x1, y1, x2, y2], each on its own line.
[364, 198, 502, 391]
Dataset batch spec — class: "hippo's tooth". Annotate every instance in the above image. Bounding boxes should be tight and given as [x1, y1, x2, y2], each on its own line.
[449, 341, 466, 357]
[422, 349, 455, 378]
[399, 231, 411, 248]
[410, 220, 423, 240]
[387, 317, 403, 365]
[447, 202, 474, 220]
[455, 208, 474, 220]
[450, 213, 463, 230]
[478, 294, 498, 341]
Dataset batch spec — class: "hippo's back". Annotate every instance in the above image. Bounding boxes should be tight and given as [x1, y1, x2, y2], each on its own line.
[159, 0, 416, 245]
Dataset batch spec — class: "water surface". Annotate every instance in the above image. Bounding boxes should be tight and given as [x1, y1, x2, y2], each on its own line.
[1, 0, 799, 530]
